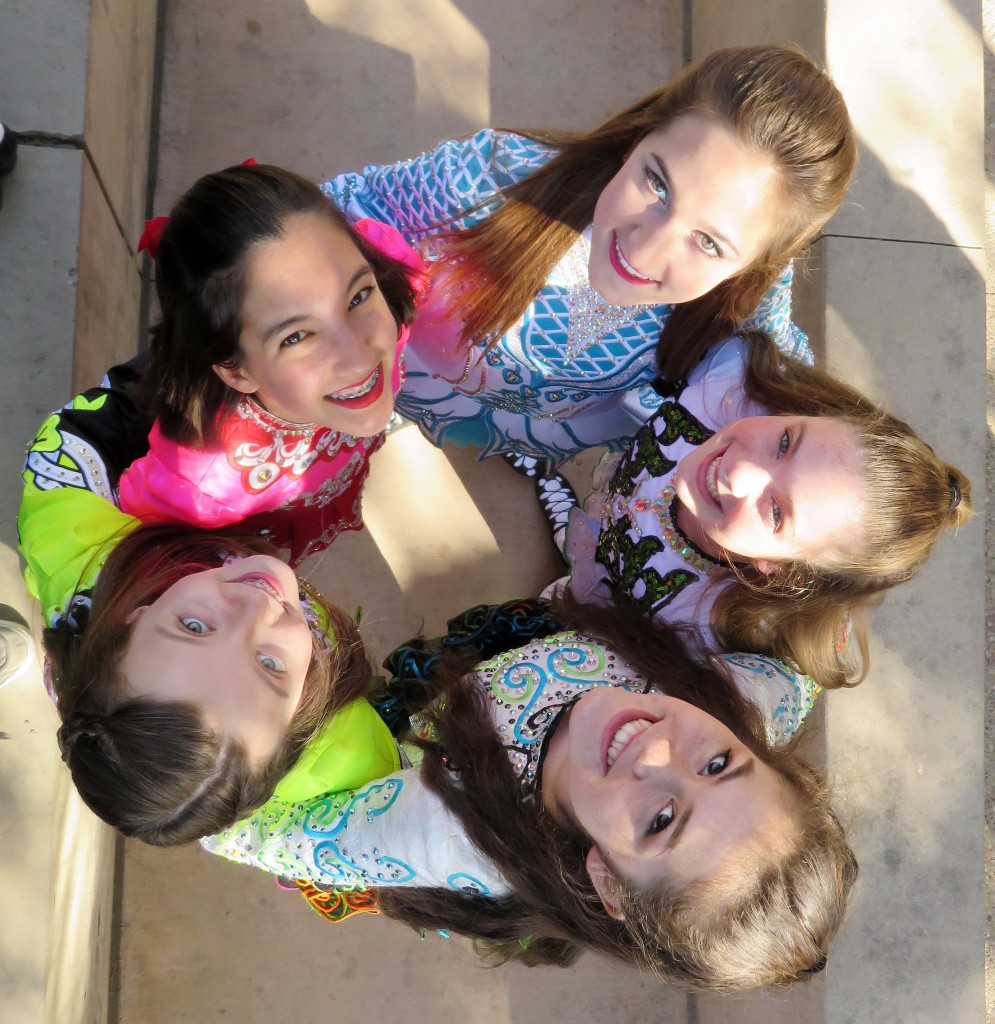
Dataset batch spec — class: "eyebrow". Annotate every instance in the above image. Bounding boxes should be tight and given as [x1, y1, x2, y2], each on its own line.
[260, 263, 374, 344]
[154, 625, 288, 697]
[664, 805, 693, 852]
[651, 153, 741, 258]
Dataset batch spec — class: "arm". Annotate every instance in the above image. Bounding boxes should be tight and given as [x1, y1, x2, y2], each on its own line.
[202, 767, 509, 896]
[320, 130, 554, 241]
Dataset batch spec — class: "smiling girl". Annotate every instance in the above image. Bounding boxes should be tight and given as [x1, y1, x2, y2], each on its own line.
[324, 45, 855, 468]
[561, 332, 971, 687]
[115, 163, 425, 564]
[205, 595, 853, 990]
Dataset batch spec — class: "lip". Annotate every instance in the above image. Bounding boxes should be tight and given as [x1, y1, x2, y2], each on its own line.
[229, 572, 286, 605]
[608, 232, 659, 286]
[325, 365, 384, 409]
[697, 446, 726, 513]
[602, 710, 657, 775]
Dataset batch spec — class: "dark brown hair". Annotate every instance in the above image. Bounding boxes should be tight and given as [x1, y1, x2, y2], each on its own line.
[44, 524, 372, 846]
[147, 164, 419, 447]
[426, 45, 854, 378]
[707, 332, 972, 688]
[379, 593, 856, 990]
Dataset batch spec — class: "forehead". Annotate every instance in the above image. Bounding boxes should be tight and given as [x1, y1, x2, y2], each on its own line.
[244, 214, 361, 292]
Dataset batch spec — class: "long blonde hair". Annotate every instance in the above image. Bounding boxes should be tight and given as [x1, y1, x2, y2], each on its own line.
[710, 333, 972, 688]
[430, 45, 855, 379]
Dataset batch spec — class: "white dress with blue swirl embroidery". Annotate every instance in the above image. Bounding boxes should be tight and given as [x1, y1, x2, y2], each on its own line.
[201, 632, 817, 891]
[322, 129, 811, 466]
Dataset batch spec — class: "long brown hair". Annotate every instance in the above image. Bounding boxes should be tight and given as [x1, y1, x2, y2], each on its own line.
[427, 45, 854, 378]
[44, 524, 372, 846]
[379, 594, 856, 991]
[707, 332, 972, 688]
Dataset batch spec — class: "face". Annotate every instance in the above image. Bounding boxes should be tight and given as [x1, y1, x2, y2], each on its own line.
[120, 555, 313, 764]
[216, 212, 400, 435]
[673, 415, 866, 571]
[541, 687, 795, 899]
[588, 113, 781, 307]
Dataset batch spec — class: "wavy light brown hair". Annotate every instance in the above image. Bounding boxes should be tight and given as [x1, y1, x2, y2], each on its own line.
[428, 45, 854, 378]
[378, 594, 856, 991]
[147, 164, 420, 447]
[44, 524, 372, 846]
[704, 332, 972, 688]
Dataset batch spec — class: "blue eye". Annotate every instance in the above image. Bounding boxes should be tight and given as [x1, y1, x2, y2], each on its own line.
[703, 751, 731, 777]
[645, 167, 669, 205]
[769, 498, 783, 531]
[258, 653, 285, 674]
[180, 617, 209, 634]
[647, 803, 675, 836]
[778, 429, 791, 457]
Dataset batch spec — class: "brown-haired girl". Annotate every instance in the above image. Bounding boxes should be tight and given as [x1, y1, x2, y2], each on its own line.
[323, 44, 856, 469]
[20, 405, 400, 845]
[205, 596, 854, 991]
[117, 163, 425, 565]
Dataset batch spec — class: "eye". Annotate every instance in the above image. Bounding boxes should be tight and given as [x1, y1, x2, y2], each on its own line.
[702, 750, 731, 777]
[179, 617, 210, 635]
[279, 330, 309, 349]
[646, 802, 675, 837]
[777, 428, 791, 457]
[349, 284, 376, 309]
[769, 496, 783, 532]
[695, 232, 723, 259]
[258, 653, 286, 674]
[645, 167, 669, 205]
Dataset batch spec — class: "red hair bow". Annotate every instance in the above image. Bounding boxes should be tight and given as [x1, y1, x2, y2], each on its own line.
[138, 215, 169, 259]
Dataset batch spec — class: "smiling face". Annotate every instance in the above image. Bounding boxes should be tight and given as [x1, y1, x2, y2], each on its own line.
[588, 113, 783, 307]
[119, 554, 314, 764]
[673, 414, 866, 572]
[541, 687, 796, 903]
[214, 212, 400, 435]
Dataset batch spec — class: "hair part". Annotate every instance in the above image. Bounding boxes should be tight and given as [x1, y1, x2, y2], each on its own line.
[426, 45, 854, 377]
[379, 593, 856, 990]
[707, 331, 972, 688]
[45, 523, 372, 846]
[146, 163, 418, 447]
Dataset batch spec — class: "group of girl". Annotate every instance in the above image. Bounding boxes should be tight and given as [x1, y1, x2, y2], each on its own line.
[18, 45, 970, 991]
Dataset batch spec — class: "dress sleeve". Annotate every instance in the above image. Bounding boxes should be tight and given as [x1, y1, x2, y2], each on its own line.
[19, 359, 151, 625]
[740, 263, 814, 366]
[720, 652, 820, 745]
[201, 768, 510, 896]
[320, 129, 554, 241]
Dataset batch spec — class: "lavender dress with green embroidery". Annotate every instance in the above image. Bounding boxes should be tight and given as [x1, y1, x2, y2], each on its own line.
[564, 336, 759, 647]
[202, 630, 816, 890]
[322, 130, 811, 466]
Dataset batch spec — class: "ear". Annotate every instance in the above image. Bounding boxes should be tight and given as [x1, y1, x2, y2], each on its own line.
[754, 558, 776, 576]
[586, 846, 625, 921]
[124, 606, 149, 626]
[212, 361, 258, 395]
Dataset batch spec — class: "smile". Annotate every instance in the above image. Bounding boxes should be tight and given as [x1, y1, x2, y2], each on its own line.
[610, 233, 658, 286]
[605, 717, 653, 770]
[230, 573, 286, 605]
[325, 365, 385, 409]
[700, 449, 724, 511]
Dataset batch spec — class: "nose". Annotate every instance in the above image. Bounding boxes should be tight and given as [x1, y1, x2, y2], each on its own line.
[327, 324, 377, 378]
[224, 581, 288, 634]
[628, 214, 681, 278]
[723, 448, 772, 500]
[632, 731, 674, 780]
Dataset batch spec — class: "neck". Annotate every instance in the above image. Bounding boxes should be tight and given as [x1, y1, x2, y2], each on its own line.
[674, 498, 727, 562]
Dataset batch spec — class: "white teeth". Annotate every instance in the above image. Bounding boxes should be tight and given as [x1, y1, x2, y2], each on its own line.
[705, 457, 720, 504]
[606, 718, 652, 768]
[327, 367, 379, 402]
[232, 575, 284, 604]
[614, 238, 654, 282]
